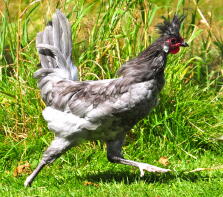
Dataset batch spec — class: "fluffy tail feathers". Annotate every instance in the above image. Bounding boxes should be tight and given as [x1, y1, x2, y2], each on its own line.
[34, 10, 78, 105]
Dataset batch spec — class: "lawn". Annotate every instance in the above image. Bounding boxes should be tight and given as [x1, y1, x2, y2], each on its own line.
[0, 0, 223, 196]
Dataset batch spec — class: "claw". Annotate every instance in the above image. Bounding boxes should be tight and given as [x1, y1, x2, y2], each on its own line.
[139, 167, 145, 177]
[24, 176, 32, 187]
[138, 163, 171, 177]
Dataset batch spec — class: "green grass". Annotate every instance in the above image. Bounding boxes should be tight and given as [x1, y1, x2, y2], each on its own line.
[0, 0, 223, 196]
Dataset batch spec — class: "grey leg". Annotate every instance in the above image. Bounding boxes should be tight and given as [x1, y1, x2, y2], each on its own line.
[24, 137, 74, 187]
[24, 161, 46, 187]
[106, 135, 171, 177]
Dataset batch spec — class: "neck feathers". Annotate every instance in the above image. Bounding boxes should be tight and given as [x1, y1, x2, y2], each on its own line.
[118, 39, 167, 83]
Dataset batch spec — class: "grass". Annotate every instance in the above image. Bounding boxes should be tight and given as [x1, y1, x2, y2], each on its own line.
[0, 0, 223, 196]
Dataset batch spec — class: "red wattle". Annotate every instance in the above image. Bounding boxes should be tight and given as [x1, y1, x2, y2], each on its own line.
[170, 47, 180, 54]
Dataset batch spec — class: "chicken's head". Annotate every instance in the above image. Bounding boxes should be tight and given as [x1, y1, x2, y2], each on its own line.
[157, 15, 189, 54]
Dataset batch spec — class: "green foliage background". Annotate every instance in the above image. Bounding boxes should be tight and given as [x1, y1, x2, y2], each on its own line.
[0, 0, 222, 196]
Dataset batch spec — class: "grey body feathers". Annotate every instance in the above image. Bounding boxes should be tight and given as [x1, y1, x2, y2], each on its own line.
[35, 11, 166, 142]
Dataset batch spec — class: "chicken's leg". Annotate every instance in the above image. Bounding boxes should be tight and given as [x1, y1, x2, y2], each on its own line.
[106, 136, 171, 177]
[24, 137, 75, 187]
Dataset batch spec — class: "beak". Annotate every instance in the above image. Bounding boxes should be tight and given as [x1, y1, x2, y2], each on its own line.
[180, 42, 189, 47]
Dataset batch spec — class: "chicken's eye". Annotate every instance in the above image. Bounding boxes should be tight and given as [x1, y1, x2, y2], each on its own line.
[171, 38, 177, 44]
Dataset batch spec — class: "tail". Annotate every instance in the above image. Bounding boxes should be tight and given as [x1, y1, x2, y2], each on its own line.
[34, 10, 78, 105]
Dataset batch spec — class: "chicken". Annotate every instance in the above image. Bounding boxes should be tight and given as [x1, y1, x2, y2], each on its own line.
[24, 10, 188, 187]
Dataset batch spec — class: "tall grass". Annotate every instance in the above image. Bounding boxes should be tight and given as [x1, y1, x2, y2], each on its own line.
[0, 0, 222, 196]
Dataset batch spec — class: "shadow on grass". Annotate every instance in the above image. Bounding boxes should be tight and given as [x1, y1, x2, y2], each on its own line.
[83, 170, 217, 184]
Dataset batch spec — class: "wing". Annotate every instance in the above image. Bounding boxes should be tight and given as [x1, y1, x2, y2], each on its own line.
[50, 77, 155, 123]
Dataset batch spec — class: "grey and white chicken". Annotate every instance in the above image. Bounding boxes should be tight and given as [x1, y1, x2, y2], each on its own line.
[24, 10, 188, 187]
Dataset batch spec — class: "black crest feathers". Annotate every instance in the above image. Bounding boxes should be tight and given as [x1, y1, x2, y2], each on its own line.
[156, 14, 185, 37]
